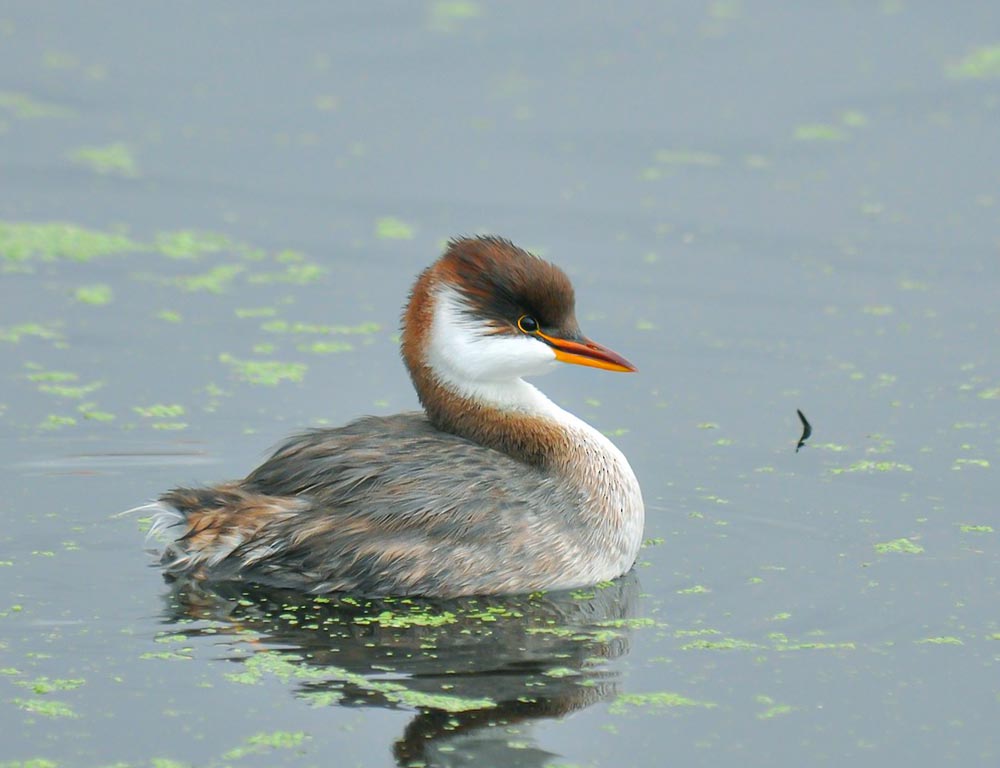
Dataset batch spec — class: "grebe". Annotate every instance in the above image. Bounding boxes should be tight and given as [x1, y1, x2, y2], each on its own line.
[149, 236, 644, 597]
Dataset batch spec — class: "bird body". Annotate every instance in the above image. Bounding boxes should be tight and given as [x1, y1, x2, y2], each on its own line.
[150, 237, 644, 597]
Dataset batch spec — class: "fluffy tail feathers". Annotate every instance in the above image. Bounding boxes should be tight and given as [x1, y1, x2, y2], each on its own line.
[145, 484, 303, 579]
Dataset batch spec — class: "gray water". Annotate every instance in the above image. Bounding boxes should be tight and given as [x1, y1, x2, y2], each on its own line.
[1, 3, 998, 767]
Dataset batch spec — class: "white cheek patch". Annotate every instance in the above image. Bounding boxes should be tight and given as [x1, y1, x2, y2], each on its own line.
[428, 287, 557, 383]
[425, 287, 559, 411]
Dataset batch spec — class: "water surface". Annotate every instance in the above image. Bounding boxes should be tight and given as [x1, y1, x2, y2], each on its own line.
[1, 3, 998, 767]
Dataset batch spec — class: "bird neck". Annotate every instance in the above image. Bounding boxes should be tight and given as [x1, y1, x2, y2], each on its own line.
[407, 363, 573, 468]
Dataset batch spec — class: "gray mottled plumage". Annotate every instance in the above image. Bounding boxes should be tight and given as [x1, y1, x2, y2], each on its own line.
[236, 414, 582, 595]
[159, 412, 605, 596]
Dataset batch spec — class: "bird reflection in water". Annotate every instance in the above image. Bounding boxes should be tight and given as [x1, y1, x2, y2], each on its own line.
[161, 573, 642, 766]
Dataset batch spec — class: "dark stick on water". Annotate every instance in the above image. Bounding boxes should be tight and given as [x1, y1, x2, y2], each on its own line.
[795, 409, 812, 453]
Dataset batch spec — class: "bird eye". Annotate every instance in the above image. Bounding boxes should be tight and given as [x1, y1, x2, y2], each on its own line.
[517, 315, 540, 334]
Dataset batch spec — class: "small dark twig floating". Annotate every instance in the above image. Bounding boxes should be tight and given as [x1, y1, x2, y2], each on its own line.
[795, 409, 812, 453]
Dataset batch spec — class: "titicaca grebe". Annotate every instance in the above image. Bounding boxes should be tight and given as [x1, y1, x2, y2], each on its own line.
[148, 236, 644, 597]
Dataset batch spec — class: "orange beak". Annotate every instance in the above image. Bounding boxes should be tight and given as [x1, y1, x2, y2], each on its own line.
[537, 331, 637, 373]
